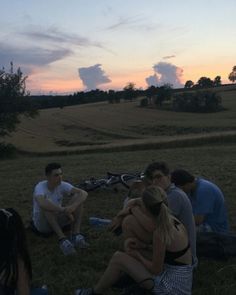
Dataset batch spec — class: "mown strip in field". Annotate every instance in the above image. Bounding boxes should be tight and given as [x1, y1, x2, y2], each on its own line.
[16, 131, 236, 156]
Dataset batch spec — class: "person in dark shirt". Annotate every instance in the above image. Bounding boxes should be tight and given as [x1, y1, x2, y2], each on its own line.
[0, 208, 32, 295]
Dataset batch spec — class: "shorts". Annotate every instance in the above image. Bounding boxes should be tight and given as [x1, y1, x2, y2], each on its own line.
[33, 211, 71, 233]
[153, 264, 193, 295]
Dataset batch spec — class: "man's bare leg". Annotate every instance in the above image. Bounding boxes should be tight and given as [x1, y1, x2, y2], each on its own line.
[43, 211, 66, 239]
[72, 203, 84, 234]
[67, 194, 84, 234]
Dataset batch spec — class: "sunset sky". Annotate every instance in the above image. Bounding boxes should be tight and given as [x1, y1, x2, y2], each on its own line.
[1, 0, 235, 94]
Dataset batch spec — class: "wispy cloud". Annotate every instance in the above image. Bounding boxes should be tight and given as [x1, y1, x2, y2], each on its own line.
[106, 15, 156, 32]
[0, 25, 110, 76]
[163, 55, 176, 60]
[21, 26, 104, 48]
[0, 42, 72, 74]
[78, 64, 111, 91]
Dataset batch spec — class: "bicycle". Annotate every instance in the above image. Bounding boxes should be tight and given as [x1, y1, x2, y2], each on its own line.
[76, 171, 144, 192]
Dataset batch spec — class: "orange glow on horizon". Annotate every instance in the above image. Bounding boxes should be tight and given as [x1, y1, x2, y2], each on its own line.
[183, 63, 231, 84]
[27, 64, 232, 94]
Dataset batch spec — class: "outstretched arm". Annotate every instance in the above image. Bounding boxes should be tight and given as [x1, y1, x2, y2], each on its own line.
[17, 258, 30, 295]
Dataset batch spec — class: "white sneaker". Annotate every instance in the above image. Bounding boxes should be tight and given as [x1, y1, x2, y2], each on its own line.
[59, 238, 77, 255]
[71, 234, 89, 249]
[75, 288, 93, 295]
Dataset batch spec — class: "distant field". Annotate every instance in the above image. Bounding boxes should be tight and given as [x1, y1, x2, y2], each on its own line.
[5, 89, 236, 154]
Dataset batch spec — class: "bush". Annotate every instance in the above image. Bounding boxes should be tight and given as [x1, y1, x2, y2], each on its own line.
[140, 97, 148, 107]
[172, 91, 223, 113]
[0, 142, 17, 159]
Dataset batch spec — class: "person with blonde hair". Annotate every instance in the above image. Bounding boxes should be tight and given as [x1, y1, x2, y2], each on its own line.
[75, 186, 193, 295]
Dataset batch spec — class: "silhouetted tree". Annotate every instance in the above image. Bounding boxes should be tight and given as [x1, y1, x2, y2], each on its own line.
[107, 89, 120, 103]
[0, 63, 37, 137]
[146, 85, 157, 98]
[123, 82, 136, 101]
[145, 85, 158, 104]
[155, 84, 172, 107]
[213, 76, 222, 86]
[184, 80, 194, 88]
[228, 66, 236, 83]
[196, 77, 214, 88]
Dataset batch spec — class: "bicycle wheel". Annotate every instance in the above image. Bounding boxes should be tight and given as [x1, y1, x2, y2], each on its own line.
[120, 173, 141, 189]
[77, 178, 105, 192]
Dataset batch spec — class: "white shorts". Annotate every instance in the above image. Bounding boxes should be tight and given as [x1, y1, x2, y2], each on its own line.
[33, 211, 70, 233]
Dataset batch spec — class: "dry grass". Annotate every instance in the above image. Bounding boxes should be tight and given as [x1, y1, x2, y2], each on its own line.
[4, 89, 236, 153]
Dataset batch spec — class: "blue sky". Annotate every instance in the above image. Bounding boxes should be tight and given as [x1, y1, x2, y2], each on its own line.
[1, 0, 235, 93]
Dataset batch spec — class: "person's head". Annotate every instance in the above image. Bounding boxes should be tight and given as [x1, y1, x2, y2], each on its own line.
[171, 169, 195, 193]
[127, 180, 146, 199]
[144, 161, 171, 190]
[0, 208, 32, 287]
[141, 186, 173, 245]
[45, 162, 63, 187]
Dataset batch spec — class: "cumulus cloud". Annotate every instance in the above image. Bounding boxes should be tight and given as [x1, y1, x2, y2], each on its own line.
[145, 74, 159, 87]
[78, 64, 111, 91]
[146, 62, 183, 88]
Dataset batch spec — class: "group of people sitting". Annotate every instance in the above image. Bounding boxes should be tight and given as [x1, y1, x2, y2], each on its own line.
[0, 161, 229, 295]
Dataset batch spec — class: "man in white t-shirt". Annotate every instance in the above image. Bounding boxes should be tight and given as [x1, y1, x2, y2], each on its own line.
[32, 162, 88, 255]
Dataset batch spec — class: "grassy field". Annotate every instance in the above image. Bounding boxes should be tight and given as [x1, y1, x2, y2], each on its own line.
[1, 87, 236, 294]
[0, 143, 236, 295]
[4, 88, 236, 154]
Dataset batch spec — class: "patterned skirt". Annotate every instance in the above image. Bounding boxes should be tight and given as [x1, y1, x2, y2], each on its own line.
[152, 264, 193, 295]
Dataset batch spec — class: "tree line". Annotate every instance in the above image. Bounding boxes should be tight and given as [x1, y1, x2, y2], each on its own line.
[1, 64, 236, 154]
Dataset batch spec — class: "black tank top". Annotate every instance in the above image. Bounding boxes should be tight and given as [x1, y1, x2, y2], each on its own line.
[164, 219, 190, 266]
